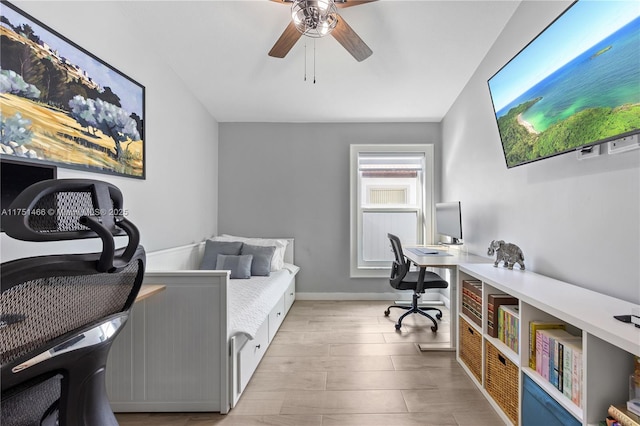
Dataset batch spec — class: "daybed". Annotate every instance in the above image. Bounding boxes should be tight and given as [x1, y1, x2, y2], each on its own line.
[106, 237, 298, 414]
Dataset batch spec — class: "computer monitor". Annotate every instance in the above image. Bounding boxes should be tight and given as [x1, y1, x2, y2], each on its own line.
[435, 201, 463, 245]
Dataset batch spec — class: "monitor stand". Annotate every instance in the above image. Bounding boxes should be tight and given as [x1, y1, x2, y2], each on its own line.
[440, 238, 463, 245]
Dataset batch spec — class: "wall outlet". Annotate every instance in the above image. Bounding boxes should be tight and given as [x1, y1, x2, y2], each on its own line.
[608, 134, 640, 154]
[576, 144, 600, 160]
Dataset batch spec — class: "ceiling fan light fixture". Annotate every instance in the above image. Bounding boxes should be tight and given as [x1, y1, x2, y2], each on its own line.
[291, 0, 338, 38]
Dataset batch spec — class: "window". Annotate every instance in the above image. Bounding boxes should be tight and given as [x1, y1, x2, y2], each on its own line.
[350, 144, 434, 277]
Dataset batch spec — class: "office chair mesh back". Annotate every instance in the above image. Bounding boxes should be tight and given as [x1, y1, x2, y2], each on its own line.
[27, 190, 95, 233]
[1, 179, 144, 426]
[1, 262, 140, 366]
[388, 233, 411, 289]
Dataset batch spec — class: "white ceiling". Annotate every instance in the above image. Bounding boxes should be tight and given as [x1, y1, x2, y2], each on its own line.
[120, 0, 521, 123]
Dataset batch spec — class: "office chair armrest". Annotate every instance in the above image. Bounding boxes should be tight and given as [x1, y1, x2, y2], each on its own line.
[79, 216, 115, 273]
[114, 217, 140, 264]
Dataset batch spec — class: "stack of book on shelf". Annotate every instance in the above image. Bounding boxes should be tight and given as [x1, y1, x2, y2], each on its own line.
[461, 279, 482, 327]
[534, 327, 582, 407]
[529, 321, 565, 370]
[487, 293, 518, 340]
[607, 404, 640, 426]
[498, 304, 519, 352]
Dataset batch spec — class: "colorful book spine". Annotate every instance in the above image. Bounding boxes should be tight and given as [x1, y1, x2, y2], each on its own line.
[500, 304, 519, 353]
[569, 339, 583, 407]
[538, 329, 550, 380]
[529, 321, 565, 370]
[487, 294, 518, 338]
[562, 340, 572, 398]
[536, 329, 574, 386]
[562, 337, 582, 401]
[461, 279, 482, 327]
[535, 329, 544, 376]
[552, 337, 562, 390]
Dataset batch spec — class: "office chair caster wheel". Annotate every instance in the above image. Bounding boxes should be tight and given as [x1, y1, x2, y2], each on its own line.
[384, 309, 390, 316]
[431, 326, 438, 332]
[436, 313, 443, 320]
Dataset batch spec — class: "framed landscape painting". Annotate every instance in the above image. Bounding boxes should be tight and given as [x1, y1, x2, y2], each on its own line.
[0, 1, 145, 178]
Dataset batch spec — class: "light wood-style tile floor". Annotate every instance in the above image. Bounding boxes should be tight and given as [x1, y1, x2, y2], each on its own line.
[115, 300, 503, 426]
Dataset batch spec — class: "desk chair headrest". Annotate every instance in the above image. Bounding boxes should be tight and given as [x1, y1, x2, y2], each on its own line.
[2, 179, 140, 272]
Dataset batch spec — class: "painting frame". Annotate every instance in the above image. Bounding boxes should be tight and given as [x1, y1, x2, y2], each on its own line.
[0, 0, 146, 179]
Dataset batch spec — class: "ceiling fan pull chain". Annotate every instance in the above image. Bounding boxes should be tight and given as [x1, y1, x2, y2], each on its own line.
[313, 38, 316, 84]
[304, 41, 307, 81]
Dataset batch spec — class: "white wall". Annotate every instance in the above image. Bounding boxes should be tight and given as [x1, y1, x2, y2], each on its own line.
[442, 1, 640, 303]
[2, 1, 219, 260]
[218, 123, 441, 295]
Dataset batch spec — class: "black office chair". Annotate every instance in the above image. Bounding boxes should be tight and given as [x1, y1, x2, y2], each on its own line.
[1, 179, 145, 426]
[384, 233, 448, 332]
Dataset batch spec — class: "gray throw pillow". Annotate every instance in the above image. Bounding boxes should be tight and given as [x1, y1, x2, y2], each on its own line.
[216, 254, 253, 279]
[200, 240, 243, 270]
[240, 244, 275, 276]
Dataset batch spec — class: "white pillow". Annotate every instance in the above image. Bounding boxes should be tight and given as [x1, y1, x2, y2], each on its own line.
[212, 235, 288, 271]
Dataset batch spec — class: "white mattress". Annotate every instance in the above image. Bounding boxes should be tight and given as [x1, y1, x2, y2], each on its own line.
[228, 263, 297, 339]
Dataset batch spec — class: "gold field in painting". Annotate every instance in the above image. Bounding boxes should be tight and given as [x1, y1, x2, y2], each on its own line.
[1, 93, 143, 176]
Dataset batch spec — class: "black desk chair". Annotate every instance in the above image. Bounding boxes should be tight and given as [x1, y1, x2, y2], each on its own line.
[1, 179, 145, 426]
[384, 233, 448, 332]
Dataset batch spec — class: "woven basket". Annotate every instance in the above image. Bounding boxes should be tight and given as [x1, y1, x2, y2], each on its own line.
[485, 340, 519, 425]
[459, 316, 482, 382]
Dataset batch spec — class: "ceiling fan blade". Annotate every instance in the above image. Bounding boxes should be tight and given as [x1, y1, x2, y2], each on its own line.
[269, 21, 302, 58]
[335, 0, 378, 9]
[331, 17, 372, 62]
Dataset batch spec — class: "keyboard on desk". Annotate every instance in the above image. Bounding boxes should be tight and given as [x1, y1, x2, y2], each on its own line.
[408, 247, 441, 255]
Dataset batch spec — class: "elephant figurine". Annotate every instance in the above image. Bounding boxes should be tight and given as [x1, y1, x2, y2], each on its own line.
[487, 240, 525, 270]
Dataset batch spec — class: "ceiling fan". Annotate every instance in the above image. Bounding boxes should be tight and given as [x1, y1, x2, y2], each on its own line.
[268, 0, 377, 62]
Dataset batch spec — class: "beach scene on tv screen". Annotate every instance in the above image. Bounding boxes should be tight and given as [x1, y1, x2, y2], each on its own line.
[488, 1, 640, 168]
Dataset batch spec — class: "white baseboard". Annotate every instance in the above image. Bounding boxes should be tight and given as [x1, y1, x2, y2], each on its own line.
[297, 292, 449, 305]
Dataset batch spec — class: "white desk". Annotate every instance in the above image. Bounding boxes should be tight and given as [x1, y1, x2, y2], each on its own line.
[134, 284, 166, 302]
[404, 246, 491, 349]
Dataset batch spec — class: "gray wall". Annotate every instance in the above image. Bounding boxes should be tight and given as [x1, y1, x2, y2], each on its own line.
[442, 1, 640, 303]
[2, 1, 219, 260]
[219, 123, 441, 295]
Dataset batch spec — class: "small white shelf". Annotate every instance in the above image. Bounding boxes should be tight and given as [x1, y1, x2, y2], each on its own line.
[459, 264, 640, 357]
[456, 264, 640, 426]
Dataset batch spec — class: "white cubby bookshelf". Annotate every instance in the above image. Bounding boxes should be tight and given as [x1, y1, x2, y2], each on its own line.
[456, 263, 639, 426]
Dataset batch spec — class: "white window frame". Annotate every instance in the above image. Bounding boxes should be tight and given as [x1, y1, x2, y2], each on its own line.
[350, 144, 435, 278]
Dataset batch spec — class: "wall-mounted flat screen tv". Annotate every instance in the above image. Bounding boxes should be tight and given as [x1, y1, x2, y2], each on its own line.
[488, 0, 640, 168]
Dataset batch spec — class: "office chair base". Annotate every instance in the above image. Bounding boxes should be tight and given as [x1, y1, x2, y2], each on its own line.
[384, 294, 443, 332]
